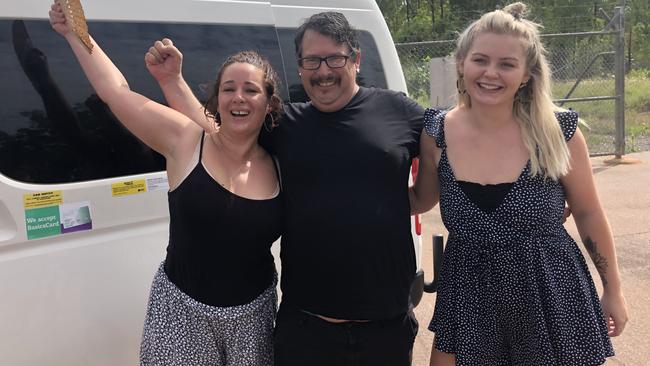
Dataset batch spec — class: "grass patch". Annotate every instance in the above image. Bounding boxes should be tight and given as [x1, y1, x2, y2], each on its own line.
[553, 70, 650, 153]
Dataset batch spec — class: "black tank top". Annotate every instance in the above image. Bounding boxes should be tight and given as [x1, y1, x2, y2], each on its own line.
[164, 133, 283, 306]
[457, 180, 514, 214]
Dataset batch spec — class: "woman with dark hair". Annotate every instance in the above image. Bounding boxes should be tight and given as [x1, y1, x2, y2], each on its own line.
[49, 2, 283, 365]
[410, 3, 628, 365]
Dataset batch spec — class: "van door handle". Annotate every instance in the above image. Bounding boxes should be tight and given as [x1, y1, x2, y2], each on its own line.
[0, 201, 18, 242]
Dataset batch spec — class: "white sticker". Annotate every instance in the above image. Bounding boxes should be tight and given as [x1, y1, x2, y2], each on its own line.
[59, 201, 92, 233]
[146, 177, 170, 192]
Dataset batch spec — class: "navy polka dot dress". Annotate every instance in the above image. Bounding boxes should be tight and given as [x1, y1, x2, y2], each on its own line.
[424, 108, 614, 365]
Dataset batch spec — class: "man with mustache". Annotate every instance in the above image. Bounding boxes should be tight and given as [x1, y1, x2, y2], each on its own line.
[148, 12, 424, 366]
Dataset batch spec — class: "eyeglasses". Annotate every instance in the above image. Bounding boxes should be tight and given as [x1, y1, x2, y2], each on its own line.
[297, 53, 354, 70]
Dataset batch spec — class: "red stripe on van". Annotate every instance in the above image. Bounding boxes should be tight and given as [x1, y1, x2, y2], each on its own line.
[411, 158, 421, 235]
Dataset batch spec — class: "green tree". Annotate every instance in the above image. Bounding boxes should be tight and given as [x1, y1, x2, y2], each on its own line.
[377, 0, 649, 69]
[627, 0, 650, 69]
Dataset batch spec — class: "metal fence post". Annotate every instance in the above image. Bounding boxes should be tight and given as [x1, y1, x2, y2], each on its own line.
[614, 0, 626, 158]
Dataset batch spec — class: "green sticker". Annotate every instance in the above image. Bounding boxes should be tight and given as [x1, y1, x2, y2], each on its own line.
[25, 206, 61, 240]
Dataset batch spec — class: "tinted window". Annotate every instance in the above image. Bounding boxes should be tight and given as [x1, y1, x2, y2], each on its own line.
[0, 20, 285, 184]
[276, 28, 388, 102]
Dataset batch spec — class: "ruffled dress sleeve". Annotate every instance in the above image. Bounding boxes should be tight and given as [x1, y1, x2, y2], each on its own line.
[423, 108, 446, 148]
[555, 109, 578, 141]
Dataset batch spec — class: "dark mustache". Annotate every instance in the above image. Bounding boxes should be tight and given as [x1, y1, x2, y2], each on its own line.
[310, 75, 339, 86]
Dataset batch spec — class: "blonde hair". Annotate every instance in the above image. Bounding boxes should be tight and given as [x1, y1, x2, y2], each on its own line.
[455, 2, 570, 180]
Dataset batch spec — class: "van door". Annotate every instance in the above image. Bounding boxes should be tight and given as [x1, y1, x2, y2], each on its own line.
[0, 1, 284, 365]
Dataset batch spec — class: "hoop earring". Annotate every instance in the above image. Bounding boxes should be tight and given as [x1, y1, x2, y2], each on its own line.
[456, 76, 467, 95]
[264, 113, 275, 132]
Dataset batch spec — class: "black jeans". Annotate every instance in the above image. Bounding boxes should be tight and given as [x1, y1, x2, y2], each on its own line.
[273, 306, 417, 366]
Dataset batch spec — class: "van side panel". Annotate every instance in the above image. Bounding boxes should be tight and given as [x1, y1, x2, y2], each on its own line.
[0, 1, 421, 364]
[0, 1, 283, 364]
[0, 222, 167, 366]
[6, 0, 277, 25]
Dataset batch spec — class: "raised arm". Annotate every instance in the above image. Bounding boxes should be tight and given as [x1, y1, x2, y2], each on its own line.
[144, 39, 214, 133]
[561, 128, 629, 336]
[409, 130, 440, 214]
[49, 2, 198, 158]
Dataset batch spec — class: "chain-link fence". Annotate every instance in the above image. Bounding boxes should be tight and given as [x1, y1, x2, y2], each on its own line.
[395, 6, 627, 156]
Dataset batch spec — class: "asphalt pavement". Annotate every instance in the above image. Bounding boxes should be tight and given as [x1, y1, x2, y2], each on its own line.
[413, 151, 650, 366]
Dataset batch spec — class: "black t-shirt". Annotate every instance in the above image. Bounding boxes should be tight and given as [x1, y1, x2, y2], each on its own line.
[262, 87, 424, 319]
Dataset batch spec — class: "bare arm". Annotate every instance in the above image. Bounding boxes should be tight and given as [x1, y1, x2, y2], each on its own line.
[409, 130, 440, 214]
[49, 3, 199, 158]
[144, 39, 214, 132]
[561, 127, 629, 336]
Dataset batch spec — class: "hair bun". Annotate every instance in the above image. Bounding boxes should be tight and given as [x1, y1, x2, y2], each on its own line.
[503, 2, 528, 20]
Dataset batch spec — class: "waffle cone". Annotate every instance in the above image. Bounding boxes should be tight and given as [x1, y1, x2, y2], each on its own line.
[57, 0, 93, 53]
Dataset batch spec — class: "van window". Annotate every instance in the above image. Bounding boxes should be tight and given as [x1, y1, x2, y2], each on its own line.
[276, 29, 388, 102]
[0, 19, 286, 184]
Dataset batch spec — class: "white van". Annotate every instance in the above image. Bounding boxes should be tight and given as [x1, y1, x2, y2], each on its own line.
[0, 0, 425, 364]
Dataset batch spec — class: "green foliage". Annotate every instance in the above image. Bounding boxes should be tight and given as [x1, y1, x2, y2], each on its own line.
[627, 0, 650, 68]
[624, 69, 650, 154]
[377, 0, 650, 70]
[402, 55, 432, 103]
[630, 23, 650, 68]
[626, 69, 650, 112]
[394, 16, 437, 42]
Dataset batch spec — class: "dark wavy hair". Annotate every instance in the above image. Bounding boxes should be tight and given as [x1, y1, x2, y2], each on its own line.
[294, 12, 360, 58]
[204, 50, 283, 129]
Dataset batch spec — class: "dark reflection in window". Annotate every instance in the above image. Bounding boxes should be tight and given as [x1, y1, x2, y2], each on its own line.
[276, 29, 388, 103]
[0, 20, 286, 184]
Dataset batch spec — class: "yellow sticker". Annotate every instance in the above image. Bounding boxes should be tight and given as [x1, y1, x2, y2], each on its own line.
[111, 179, 147, 197]
[23, 191, 63, 209]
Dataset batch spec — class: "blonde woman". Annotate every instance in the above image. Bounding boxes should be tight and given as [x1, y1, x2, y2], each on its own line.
[409, 3, 628, 365]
